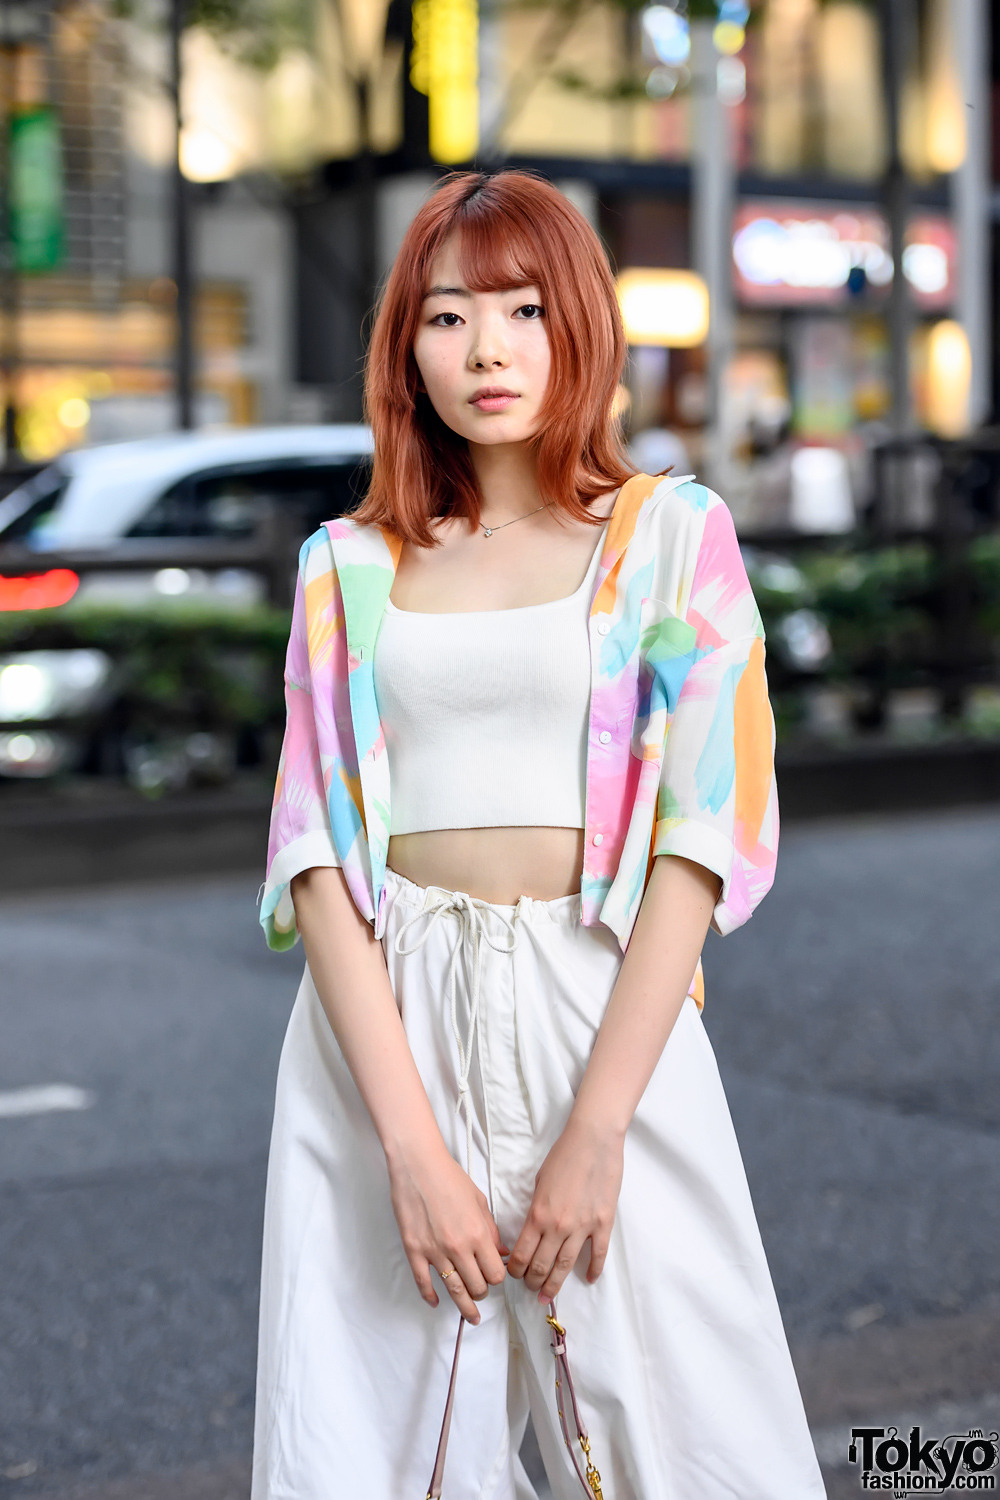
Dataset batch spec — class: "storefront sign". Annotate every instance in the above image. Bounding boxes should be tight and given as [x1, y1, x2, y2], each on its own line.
[410, 0, 479, 164]
[8, 107, 65, 274]
[732, 202, 955, 310]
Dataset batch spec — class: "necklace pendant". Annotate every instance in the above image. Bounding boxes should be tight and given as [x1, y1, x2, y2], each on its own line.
[483, 527, 493, 538]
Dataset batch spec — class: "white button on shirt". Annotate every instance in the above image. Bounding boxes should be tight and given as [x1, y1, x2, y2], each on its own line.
[599, 730, 611, 744]
[597, 620, 610, 636]
[593, 833, 604, 846]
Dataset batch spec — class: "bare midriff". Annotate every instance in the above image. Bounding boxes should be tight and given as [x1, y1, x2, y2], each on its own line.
[386, 826, 585, 904]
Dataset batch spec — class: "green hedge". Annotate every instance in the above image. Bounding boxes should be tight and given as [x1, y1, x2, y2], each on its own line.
[0, 598, 291, 739]
[2, 535, 999, 756]
[753, 539, 1000, 685]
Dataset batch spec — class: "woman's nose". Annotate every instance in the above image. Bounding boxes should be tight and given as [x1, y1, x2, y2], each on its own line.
[470, 347, 510, 370]
[469, 320, 511, 370]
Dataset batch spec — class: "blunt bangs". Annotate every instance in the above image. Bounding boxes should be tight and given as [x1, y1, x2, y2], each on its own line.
[451, 204, 544, 298]
[355, 170, 635, 546]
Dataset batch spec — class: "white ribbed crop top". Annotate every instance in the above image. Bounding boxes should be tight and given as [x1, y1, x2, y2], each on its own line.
[373, 525, 607, 835]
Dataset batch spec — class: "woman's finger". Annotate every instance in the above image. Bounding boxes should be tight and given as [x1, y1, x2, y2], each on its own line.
[523, 1230, 564, 1293]
[505, 1223, 542, 1281]
[443, 1238, 494, 1315]
[587, 1231, 611, 1283]
[438, 1264, 483, 1325]
[487, 1214, 511, 1258]
[475, 1190, 510, 1259]
[537, 1232, 587, 1302]
[409, 1252, 439, 1308]
[476, 1237, 509, 1286]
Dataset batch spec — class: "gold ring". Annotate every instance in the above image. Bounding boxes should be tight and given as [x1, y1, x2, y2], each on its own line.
[440, 1267, 456, 1280]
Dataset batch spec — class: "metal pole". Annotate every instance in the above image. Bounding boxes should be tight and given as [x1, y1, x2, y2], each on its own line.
[0, 0, 22, 469]
[952, 0, 989, 426]
[170, 0, 194, 429]
[355, 75, 377, 334]
[691, 19, 735, 492]
[878, 0, 914, 439]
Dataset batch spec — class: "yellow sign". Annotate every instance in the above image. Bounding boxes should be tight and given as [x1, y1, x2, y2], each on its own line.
[411, 0, 479, 164]
[616, 269, 710, 348]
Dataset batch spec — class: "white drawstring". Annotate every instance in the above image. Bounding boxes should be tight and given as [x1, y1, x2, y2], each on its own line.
[392, 889, 520, 1215]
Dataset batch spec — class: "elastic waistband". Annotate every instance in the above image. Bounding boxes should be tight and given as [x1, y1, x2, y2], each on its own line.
[383, 865, 582, 925]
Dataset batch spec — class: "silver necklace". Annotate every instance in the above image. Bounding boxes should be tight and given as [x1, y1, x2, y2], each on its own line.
[479, 503, 547, 538]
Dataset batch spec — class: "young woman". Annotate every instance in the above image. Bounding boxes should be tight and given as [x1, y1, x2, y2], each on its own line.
[254, 170, 826, 1500]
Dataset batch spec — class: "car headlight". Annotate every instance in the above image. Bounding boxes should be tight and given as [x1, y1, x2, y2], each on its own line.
[0, 649, 112, 722]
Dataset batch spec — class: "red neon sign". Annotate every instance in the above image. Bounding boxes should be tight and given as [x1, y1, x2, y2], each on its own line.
[0, 569, 80, 611]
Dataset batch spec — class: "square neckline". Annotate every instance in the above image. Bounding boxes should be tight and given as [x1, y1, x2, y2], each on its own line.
[384, 519, 611, 618]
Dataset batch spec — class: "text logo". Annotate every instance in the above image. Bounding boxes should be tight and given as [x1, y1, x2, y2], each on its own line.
[849, 1425, 998, 1491]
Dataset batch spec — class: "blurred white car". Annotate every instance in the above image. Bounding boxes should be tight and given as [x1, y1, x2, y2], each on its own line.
[0, 424, 373, 603]
[0, 425, 372, 779]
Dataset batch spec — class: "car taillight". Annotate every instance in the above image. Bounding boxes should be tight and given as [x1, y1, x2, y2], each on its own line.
[0, 569, 80, 611]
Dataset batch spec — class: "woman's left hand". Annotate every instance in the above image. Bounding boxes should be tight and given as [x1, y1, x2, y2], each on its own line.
[506, 1114, 625, 1302]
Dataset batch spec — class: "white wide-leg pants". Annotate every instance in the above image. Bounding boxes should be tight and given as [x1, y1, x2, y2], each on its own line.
[252, 868, 826, 1500]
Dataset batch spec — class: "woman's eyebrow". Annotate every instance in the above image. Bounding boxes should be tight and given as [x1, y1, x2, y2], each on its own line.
[423, 282, 541, 302]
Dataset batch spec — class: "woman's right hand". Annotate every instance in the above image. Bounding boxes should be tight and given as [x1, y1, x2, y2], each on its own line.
[386, 1140, 509, 1325]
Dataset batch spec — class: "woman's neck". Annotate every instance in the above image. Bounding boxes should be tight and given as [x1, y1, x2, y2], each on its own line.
[468, 439, 545, 524]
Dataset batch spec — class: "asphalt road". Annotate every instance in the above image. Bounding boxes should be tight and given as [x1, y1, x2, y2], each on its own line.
[2, 806, 999, 1499]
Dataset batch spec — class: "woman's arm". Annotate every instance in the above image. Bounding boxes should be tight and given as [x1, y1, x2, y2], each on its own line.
[505, 853, 721, 1301]
[571, 853, 721, 1136]
[290, 866, 509, 1323]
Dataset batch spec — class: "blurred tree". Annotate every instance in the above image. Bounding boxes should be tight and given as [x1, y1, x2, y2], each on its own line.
[106, 0, 390, 423]
[508, 0, 747, 117]
[108, 0, 314, 71]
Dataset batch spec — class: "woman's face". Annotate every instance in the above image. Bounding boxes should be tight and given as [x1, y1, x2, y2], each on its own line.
[411, 233, 552, 448]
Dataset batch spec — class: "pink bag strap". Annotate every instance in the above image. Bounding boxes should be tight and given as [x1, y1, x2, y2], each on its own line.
[425, 1317, 465, 1499]
[543, 1301, 604, 1498]
[425, 1302, 603, 1499]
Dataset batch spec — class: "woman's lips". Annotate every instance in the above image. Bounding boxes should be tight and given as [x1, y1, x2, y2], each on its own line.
[470, 393, 519, 412]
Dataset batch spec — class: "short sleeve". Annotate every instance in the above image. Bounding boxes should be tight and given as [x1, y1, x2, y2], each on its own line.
[259, 555, 341, 951]
[651, 497, 778, 936]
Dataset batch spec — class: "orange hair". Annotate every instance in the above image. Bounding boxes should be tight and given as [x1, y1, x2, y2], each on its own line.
[353, 170, 634, 546]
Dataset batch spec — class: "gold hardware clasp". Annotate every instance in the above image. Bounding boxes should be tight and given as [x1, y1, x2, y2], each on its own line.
[579, 1436, 604, 1499]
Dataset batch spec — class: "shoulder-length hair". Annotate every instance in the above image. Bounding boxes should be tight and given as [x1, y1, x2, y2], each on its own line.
[353, 169, 634, 545]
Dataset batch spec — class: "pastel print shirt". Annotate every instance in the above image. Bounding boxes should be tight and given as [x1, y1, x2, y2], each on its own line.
[260, 472, 779, 1009]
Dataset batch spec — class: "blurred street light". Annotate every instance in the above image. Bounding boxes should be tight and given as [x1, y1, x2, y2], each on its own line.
[924, 0, 966, 175]
[642, 6, 691, 68]
[616, 269, 710, 348]
[925, 319, 972, 438]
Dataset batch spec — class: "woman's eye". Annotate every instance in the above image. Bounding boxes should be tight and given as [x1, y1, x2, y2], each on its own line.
[431, 311, 463, 327]
[514, 304, 544, 320]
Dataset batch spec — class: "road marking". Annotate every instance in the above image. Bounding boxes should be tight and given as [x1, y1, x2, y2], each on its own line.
[2, 1461, 37, 1480]
[0, 1084, 94, 1119]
